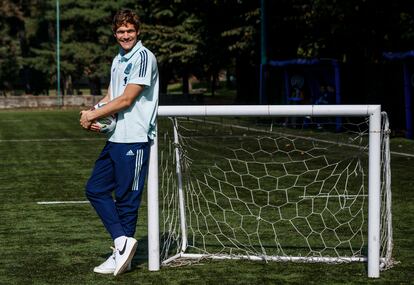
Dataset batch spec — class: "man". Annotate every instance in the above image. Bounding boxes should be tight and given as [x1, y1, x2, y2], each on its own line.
[79, 9, 158, 276]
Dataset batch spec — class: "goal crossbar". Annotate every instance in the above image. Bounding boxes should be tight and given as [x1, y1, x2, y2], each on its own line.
[147, 105, 383, 278]
[157, 104, 379, 117]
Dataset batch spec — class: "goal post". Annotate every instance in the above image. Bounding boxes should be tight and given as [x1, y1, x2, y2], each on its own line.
[148, 105, 391, 278]
[368, 107, 381, 278]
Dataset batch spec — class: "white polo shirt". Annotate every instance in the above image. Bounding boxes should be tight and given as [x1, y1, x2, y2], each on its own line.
[108, 40, 159, 143]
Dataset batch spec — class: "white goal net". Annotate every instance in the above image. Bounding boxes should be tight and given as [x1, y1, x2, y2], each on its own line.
[154, 106, 393, 277]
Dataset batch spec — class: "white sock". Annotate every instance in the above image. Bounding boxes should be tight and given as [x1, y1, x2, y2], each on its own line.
[114, 235, 127, 250]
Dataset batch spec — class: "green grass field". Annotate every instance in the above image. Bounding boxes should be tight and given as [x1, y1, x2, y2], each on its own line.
[0, 109, 413, 284]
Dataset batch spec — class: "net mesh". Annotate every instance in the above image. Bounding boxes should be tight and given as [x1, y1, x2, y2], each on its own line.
[159, 114, 392, 268]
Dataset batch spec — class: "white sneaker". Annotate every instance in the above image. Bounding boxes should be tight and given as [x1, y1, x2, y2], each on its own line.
[114, 237, 138, 276]
[93, 247, 132, 274]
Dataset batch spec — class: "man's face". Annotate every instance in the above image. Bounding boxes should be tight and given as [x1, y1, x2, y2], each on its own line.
[114, 23, 139, 53]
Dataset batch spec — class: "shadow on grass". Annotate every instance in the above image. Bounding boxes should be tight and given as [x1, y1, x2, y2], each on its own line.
[132, 236, 149, 267]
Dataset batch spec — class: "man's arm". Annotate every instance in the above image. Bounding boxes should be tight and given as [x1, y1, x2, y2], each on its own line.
[80, 84, 144, 130]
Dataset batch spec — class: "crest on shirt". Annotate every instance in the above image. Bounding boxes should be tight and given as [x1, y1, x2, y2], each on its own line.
[124, 63, 132, 75]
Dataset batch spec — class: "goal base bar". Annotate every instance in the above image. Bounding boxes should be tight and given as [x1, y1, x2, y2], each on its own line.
[162, 252, 390, 267]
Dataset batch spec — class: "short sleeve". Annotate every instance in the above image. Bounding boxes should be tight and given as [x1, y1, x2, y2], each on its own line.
[128, 49, 152, 86]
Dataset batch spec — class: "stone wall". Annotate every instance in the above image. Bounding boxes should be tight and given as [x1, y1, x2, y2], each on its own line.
[0, 95, 101, 109]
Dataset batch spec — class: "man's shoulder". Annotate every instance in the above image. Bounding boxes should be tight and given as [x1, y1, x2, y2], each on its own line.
[133, 45, 156, 61]
[111, 54, 120, 65]
[141, 45, 154, 54]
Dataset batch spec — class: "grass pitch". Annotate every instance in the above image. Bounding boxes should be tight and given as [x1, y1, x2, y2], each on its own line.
[0, 109, 413, 284]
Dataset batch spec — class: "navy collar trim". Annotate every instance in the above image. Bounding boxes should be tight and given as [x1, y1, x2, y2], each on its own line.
[119, 41, 143, 62]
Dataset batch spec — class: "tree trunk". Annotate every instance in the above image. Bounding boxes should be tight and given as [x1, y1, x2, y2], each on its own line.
[182, 68, 189, 96]
[211, 73, 216, 97]
[159, 65, 170, 94]
[65, 74, 73, 95]
[89, 77, 102, 96]
[235, 57, 259, 104]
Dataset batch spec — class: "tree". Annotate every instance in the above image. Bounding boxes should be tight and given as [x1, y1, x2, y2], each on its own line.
[221, 1, 261, 103]
[139, 0, 202, 95]
[0, 0, 24, 95]
[22, 0, 143, 95]
[2, 0, 413, 102]
[266, 0, 414, 62]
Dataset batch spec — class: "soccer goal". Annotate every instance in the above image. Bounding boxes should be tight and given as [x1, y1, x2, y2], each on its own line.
[147, 105, 393, 278]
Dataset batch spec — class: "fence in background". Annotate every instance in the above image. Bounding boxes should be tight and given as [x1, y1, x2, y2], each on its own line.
[0, 95, 101, 109]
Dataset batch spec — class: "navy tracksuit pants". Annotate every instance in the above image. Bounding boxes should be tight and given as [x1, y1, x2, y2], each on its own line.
[85, 141, 149, 240]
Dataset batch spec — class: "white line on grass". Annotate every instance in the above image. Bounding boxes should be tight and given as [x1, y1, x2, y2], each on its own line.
[188, 118, 414, 158]
[0, 138, 105, 143]
[388, 150, 414, 158]
[37, 201, 90, 205]
[299, 194, 368, 198]
[3, 119, 413, 158]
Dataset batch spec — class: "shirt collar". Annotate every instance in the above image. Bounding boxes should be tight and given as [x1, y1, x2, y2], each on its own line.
[119, 40, 143, 63]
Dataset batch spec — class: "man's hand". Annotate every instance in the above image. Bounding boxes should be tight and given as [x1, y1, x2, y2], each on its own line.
[80, 110, 94, 130]
[79, 84, 143, 131]
[89, 122, 102, 132]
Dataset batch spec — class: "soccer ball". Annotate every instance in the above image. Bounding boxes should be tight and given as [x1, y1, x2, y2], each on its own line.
[93, 102, 117, 133]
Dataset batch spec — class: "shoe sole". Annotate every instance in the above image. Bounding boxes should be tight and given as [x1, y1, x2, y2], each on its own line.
[94, 262, 132, 274]
[114, 240, 138, 276]
[93, 268, 114, 274]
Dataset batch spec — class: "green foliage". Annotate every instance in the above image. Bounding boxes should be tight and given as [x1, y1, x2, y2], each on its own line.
[275, 0, 414, 59]
[138, 0, 204, 77]
[0, 1, 24, 94]
[1, 1, 414, 95]
[143, 16, 201, 65]
[18, 0, 141, 93]
[222, 8, 260, 56]
[0, 35, 23, 93]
